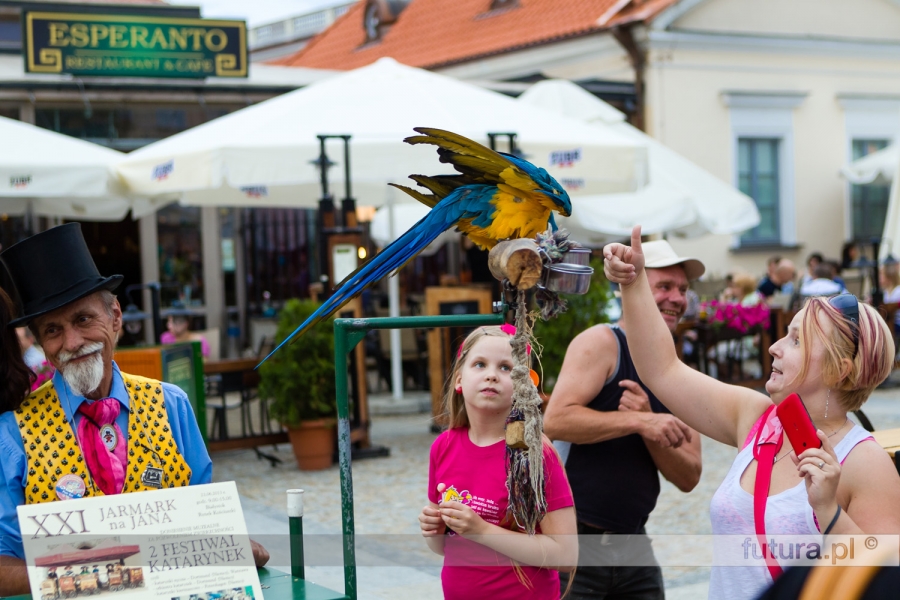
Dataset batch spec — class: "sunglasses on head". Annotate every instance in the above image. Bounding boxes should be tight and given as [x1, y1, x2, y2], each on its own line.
[828, 293, 859, 357]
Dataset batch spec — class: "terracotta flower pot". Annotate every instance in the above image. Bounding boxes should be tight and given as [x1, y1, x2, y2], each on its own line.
[286, 419, 336, 470]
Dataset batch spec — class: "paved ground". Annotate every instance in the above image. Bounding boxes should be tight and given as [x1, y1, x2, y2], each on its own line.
[210, 384, 900, 599]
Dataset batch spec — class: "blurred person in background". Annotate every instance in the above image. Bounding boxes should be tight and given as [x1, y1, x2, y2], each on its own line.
[161, 303, 210, 358]
[758, 256, 781, 295]
[800, 264, 846, 297]
[879, 266, 900, 335]
[841, 242, 861, 271]
[759, 259, 796, 298]
[732, 273, 763, 307]
[16, 327, 54, 391]
[799, 252, 824, 288]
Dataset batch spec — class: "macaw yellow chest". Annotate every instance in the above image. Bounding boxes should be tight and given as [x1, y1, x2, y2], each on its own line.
[457, 187, 552, 250]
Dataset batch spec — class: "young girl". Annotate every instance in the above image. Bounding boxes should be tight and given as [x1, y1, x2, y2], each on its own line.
[418, 326, 577, 600]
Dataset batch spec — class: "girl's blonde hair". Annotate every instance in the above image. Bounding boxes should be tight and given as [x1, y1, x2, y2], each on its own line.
[793, 297, 894, 412]
[442, 326, 513, 429]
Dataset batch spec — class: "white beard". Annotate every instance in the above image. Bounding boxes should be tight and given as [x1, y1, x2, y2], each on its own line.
[58, 342, 106, 397]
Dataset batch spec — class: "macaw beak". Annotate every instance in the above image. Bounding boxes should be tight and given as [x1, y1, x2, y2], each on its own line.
[540, 191, 572, 217]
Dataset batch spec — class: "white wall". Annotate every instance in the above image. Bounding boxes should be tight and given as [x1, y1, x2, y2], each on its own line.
[645, 4, 900, 277]
[672, 0, 900, 41]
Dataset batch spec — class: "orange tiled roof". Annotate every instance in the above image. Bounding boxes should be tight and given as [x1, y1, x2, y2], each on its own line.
[277, 0, 677, 71]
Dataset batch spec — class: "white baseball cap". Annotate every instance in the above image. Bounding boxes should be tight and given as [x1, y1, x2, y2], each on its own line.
[642, 240, 705, 281]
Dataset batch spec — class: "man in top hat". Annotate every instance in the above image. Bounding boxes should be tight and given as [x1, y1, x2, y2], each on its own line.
[0, 224, 266, 596]
[544, 240, 704, 599]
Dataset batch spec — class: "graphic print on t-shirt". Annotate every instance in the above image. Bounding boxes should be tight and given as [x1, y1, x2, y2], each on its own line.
[442, 485, 472, 506]
[442, 484, 502, 530]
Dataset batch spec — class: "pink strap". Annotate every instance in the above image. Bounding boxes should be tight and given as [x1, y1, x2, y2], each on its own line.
[752, 405, 784, 581]
[742, 407, 774, 450]
[77, 398, 127, 495]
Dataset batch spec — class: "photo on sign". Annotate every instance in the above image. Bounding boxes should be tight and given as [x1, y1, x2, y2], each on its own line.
[35, 536, 145, 599]
[171, 586, 255, 600]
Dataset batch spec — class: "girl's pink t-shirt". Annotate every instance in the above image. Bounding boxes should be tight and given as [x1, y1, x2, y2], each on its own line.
[428, 427, 574, 600]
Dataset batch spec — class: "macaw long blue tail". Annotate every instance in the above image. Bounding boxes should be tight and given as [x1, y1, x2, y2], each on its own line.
[256, 210, 454, 367]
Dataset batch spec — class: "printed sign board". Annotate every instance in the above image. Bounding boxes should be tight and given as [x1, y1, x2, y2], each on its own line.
[23, 11, 247, 78]
[17, 481, 261, 600]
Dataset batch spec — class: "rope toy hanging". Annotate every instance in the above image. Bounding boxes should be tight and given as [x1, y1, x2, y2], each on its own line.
[504, 292, 546, 535]
[487, 230, 593, 535]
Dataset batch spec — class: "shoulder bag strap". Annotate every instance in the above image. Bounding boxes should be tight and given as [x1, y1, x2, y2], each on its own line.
[752, 405, 784, 581]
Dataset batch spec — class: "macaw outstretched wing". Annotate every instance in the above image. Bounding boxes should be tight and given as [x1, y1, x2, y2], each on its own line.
[258, 185, 498, 365]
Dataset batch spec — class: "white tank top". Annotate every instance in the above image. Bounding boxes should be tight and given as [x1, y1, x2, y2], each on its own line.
[707, 421, 873, 600]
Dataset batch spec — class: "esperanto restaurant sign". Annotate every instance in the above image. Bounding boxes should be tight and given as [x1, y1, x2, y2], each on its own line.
[23, 11, 247, 78]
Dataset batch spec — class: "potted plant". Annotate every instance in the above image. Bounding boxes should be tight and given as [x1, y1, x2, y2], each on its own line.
[259, 299, 337, 470]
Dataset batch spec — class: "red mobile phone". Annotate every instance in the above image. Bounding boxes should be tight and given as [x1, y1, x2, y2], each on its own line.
[777, 393, 822, 454]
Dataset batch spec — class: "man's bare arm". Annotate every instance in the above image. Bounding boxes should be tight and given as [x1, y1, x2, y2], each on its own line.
[544, 326, 646, 444]
[644, 429, 702, 492]
[617, 379, 702, 492]
[0, 555, 30, 596]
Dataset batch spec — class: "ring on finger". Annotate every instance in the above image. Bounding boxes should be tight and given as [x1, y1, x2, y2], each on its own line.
[818, 461, 825, 469]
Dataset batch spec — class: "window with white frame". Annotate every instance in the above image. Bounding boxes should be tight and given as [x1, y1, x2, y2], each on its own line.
[723, 92, 805, 248]
[839, 96, 900, 242]
[738, 138, 781, 245]
[850, 139, 891, 241]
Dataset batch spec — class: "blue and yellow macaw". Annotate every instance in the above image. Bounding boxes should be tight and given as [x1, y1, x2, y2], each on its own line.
[259, 127, 572, 363]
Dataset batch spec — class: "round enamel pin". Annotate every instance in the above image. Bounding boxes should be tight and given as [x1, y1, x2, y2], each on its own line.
[56, 474, 86, 500]
[100, 424, 118, 451]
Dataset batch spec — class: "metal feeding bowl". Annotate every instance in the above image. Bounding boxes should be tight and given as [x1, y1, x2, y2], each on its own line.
[543, 263, 594, 294]
[561, 247, 592, 266]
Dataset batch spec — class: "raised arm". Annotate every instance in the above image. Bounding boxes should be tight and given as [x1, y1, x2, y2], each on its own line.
[604, 227, 770, 447]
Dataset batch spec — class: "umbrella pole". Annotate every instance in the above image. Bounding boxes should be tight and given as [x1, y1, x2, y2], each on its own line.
[386, 187, 404, 400]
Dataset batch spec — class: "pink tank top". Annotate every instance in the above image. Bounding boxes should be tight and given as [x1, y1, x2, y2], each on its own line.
[707, 413, 873, 600]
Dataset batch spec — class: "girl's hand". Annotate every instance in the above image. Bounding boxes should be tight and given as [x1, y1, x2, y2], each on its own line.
[792, 429, 841, 516]
[603, 226, 644, 287]
[419, 505, 446, 537]
[439, 501, 487, 537]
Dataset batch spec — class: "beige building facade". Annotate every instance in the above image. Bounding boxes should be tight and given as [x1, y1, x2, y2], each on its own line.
[439, 0, 900, 278]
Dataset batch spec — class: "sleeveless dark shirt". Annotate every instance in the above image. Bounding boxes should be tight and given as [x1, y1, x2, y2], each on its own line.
[565, 326, 672, 533]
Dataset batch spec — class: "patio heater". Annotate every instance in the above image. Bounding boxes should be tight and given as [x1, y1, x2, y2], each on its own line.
[311, 134, 386, 459]
[313, 134, 362, 292]
[487, 132, 523, 157]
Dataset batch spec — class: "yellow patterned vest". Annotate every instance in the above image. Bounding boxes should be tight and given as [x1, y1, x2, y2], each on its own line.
[15, 372, 192, 504]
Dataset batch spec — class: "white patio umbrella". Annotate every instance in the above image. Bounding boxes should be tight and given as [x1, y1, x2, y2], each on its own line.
[0, 116, 143, 221]
[115, 57, 648, 207]
[842, 143, 898, 186]
[875, 159, 900, 260]
[518, 79, 760, 242]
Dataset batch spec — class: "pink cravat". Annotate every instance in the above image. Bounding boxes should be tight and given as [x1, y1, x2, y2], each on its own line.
[77, 398, 127, 495]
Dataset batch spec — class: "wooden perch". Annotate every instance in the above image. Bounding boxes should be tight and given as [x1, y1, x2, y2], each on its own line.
[488, 239, 543, 289]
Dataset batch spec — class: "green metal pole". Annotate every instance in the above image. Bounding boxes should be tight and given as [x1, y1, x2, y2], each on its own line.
[287, 489, 304, 580]
[334, 321, 358, 600]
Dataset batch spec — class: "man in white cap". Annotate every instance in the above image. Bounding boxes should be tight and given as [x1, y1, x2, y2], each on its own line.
[544, 240, 704, 599]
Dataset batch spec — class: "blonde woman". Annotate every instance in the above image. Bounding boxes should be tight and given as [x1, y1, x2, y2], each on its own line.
[604, 227, 900, 600]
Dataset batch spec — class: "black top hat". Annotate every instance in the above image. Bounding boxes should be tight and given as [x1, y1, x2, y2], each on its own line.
[0, 223, 122, 327]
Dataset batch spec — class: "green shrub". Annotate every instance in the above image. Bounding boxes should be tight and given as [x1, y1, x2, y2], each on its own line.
[258, 299, 337, 426]
[533, 258, 611, 391]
